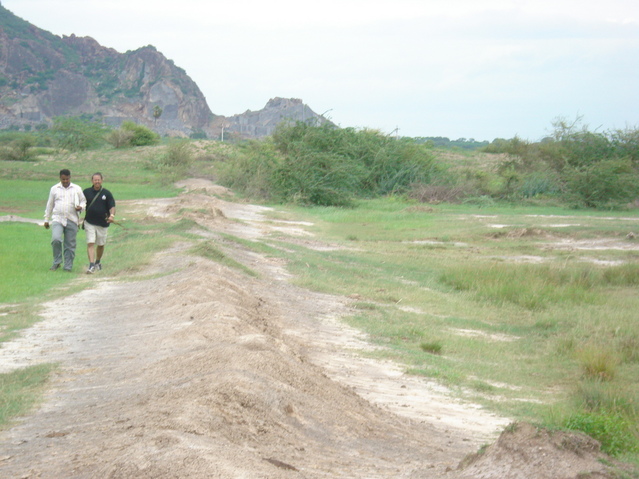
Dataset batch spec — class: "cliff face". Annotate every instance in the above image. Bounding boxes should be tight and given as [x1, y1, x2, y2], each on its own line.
[0, 5, 213, 136]
[0, 5, 328, 139]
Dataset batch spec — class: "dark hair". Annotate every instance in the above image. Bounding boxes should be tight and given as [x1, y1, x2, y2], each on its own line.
[92, 172, 103, 179]
[59, 169, 71, 177]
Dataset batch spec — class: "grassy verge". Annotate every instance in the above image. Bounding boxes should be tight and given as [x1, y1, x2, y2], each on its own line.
[0, 364, 56, 426]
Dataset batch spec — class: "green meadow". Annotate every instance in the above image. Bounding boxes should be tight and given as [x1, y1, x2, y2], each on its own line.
[1, 134, 639, 466]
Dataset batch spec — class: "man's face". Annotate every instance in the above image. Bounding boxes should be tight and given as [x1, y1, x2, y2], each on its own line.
[60, 174, 71, 188]
[92, 175, 103, 190]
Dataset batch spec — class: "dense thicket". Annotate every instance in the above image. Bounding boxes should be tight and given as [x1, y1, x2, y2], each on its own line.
[218, 122, 439, 206]
[482, 119, 639, 208]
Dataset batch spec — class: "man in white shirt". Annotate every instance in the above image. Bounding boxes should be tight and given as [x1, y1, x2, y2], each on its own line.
[44, 169, 86, 272]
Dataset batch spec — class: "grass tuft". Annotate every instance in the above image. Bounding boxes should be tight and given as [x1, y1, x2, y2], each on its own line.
[576, 344, 620, 381]
[0, 364, 55, 427]
[420, 340, 443, 355]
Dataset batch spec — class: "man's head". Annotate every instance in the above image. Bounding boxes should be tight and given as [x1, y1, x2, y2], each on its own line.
[59, 169, 71, 188]
[91, 172, 103, 190]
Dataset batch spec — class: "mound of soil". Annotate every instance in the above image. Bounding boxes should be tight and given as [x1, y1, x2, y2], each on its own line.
[455, 422, 616, 479]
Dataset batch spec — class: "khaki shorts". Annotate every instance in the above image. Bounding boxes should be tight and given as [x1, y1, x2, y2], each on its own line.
[84, 222, 108, 246]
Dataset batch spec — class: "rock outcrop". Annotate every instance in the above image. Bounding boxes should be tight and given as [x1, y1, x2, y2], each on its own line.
[0, 5, 329, 139]
[224, 97, 330, 139]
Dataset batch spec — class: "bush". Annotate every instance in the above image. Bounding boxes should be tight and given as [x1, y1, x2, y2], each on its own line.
[271, 149, 362, 206]
[562, 379, 639, 456]
[49, 116, 108, 151]
[147, 141, 194, 181]
[106, 128, 134, 148]
[420, 340, 443, 354]
[121, 121, 159, 146]
[564, 412, 639, 456]
[483, 119, 639, 208]
[516, 170, 562, 198]
[270, 122, 437, 205]
[189, 129, 207, 140]
[215, 140, 279, 201]
[160, 141, 193, 168]
[0, 135, 36, 161]
[564, 158, 639, 208]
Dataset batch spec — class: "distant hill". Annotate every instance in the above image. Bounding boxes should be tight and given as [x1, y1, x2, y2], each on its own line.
[0, 4, 328, 139]
[223, 97, 330, 139]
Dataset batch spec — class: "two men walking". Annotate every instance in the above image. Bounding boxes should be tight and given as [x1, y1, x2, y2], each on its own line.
[45, 170, 116, 273]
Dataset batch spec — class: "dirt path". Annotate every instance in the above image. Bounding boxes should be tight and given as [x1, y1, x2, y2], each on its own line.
[0, 180, 618, 478]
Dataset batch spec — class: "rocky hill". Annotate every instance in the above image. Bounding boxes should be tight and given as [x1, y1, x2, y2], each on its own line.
[223, 97, 329, 139]
[0, 4, 327, 139]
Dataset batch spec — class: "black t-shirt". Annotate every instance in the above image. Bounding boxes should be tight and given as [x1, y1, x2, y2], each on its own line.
[83, 187, 116, 227]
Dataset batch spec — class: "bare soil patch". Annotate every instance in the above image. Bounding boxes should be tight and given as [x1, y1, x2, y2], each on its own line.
[0, 180, 623, 478]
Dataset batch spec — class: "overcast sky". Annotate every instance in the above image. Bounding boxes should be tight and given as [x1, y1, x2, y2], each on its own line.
[3, 0, 638, 141]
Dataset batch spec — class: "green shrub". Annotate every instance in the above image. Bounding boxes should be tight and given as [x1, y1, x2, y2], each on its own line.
[271, 150, 362, 206]
[483, 119, 639, 208]
[564, 158, 639, 208]
[0, 135, 36, 161]
[189, 129, 207, 139]
[147, 141, 193, 180]
[106, 128, 134, 148]
[564, 412, 639, 456]
[269, 122, 437, 205]
[516, 170, 562, 198]
[121, 121, 159, 146]
[160, 141, 193, 168]
[574, 380, 638, 415]
[49, 116, 108, 151]
[563, 379, 639, 456]
[215, 140, 279, 200]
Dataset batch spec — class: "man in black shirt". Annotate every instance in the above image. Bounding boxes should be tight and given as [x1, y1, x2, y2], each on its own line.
[83, 172, 116, 274]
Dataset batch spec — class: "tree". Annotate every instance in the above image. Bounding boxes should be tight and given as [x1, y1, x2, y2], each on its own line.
[153, 105, 163, 125]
